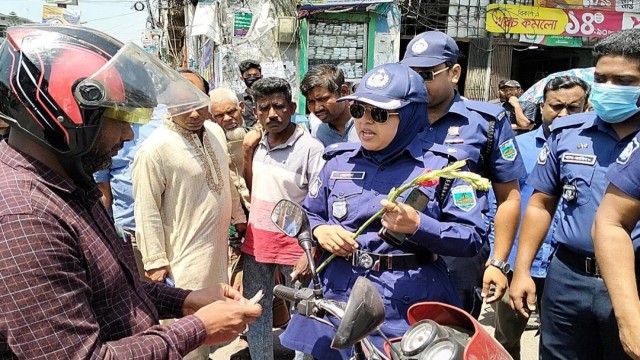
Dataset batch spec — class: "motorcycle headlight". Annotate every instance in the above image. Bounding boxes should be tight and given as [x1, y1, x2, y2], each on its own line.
[418, 338, 465, 360]
[400, 320, 446, 356]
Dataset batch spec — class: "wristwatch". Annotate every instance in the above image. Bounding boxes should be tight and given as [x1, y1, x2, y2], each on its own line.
[488, 259, 511, 275]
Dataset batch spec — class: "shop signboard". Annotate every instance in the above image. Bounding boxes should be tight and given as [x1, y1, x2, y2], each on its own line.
[42, 5, 80, 25]
[486, 4, 640, 37]
[45, 0, 79, 5]
[535, 0, 640, 14]
[233, 12, 253, 38]
[520, 34, 583, 47]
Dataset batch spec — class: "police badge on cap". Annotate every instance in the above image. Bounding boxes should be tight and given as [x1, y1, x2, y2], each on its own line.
[365, 69, 391, 90]
[411, 38, 429, 54]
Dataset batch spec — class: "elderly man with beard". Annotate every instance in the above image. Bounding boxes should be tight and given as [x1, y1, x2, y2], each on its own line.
[133, 71, 248, 360]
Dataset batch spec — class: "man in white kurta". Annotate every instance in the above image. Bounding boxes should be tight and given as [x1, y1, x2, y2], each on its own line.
[132, 71, 246, 360]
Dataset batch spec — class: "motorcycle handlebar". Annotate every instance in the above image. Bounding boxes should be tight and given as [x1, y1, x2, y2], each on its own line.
[273, 284, 297, 302]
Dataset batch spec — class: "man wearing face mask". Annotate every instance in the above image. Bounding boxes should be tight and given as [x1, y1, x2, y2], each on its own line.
[510, 28, 640, 359]
[133, 71, 247, 360]
[238, 60, 263, 129]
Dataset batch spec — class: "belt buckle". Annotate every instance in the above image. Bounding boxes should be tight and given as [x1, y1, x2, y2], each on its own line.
[585, 257, 600, 276]
[357, 253, 374, 269]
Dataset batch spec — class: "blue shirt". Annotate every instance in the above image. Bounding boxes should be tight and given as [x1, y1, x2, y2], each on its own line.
[528, 112, 640, 255]
[609, 133, 640, 201]
[93, 118, 162, 230]
[306, 138, 487, 257]
[313, 119, 359, 147]
[421, 93, 526, 183]
[487, 127, 559, 277]
[281, 137, 487, 359]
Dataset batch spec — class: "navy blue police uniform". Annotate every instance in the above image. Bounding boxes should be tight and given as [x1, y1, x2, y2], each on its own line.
[280, 63, 487, 360]
[528, 112, 640, 359]
[401, 31, 526, 318]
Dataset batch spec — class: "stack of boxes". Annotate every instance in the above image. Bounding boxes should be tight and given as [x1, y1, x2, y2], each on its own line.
[308, 21, 366, 79]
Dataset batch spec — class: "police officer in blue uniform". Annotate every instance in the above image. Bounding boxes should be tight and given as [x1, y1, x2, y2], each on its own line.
[511, 29, 640, 359]
[401, 31, 525, 317]
[279, 63, 487, 359]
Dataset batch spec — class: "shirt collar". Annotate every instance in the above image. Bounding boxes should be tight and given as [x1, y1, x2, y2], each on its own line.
[259, 123, 306, 151]
[533, 126, 547, 143]
[445, 92, 473, 119]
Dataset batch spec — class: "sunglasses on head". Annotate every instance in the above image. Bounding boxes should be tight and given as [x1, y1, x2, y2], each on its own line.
[349, 103, 398, 123]
[417, 67, 449, 82]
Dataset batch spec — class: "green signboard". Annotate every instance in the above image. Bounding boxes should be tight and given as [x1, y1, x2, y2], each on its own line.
[234, 12, 253, 38]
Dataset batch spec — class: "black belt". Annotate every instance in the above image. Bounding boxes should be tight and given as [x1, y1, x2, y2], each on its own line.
[556, 244, 600, 277]
[350, 250, 438, 271]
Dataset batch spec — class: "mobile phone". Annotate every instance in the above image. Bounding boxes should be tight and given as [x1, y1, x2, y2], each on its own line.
[379, 188, 430, 246]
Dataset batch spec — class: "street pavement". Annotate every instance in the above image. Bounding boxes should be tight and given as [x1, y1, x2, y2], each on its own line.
[212, 302, 540, 359]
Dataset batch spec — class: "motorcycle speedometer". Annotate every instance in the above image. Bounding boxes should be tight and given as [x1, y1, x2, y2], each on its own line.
[418, 338, 464, 360]
[400, 319, 445, 356]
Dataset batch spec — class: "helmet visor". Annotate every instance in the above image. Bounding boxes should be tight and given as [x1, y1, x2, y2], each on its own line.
[75, 42, 210, 120]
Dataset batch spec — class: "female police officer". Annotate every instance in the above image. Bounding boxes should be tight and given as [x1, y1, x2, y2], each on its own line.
[279, 63, 487, 359]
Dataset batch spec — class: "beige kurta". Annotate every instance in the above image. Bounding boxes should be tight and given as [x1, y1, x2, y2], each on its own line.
[132, 120, 246, 290]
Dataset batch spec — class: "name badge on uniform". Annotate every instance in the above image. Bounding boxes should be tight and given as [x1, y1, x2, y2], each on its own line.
[445, 139, 464, 145]
[499, 139, 517, 162]
[561, 153, 596, 166]
[451, 185, 477, 212]
[562, 184, 578, 202]
[332, 199, 349, 221]
[330, 171, 366, 180]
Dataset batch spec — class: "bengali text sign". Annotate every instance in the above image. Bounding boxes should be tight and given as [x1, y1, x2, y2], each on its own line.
[487, 4, 639, 37]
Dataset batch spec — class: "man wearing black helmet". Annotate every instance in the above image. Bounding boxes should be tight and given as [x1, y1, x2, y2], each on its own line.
[0, 25, 261, 359]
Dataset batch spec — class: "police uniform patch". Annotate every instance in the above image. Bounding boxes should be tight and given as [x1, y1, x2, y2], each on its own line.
[411, 38, 429, 54]
[330, 171, 366, 180]
[365, 69, 391, 90]
[537, 143, 550, 165]
[498, 139, 517, 162]
[309, 177, 322, 199]
[617, 138, 639, 165]
[561, 153, 596, 166]
[332, 199, 348, 221]
[451, 185, 477, 212]
[447, 126, 460, 136]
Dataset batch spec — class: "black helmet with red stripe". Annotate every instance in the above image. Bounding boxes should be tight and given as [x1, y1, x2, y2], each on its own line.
[0, 25, 210, 180]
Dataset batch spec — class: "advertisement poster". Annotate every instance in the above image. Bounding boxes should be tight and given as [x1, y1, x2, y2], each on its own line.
[233, 12, 253, 38]
[535, 0, 640, 14]
[486, 4, 640, 37]
[42, 5, 80, 25]
[140, 29, 162, 56]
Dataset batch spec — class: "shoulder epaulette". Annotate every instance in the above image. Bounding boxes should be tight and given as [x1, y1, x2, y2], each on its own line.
[550, 112, 595, 133]
[463, 99, 508, 122]
[322, 142, 359, 160]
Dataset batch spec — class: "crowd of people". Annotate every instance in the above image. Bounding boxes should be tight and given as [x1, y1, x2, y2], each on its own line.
[0, 22, 639, 360]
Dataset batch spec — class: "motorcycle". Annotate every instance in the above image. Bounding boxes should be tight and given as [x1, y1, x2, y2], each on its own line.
[270, 199, 512, 360]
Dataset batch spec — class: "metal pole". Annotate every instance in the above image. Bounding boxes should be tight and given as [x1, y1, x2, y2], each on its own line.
[482, 32, 493, 101]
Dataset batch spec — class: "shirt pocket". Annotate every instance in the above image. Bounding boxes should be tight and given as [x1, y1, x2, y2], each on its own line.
[328, 187, 364, 223]
[561, 164, 596, 206]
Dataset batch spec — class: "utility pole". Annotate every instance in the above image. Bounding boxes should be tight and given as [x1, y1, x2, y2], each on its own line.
[482, 33, 494, 102]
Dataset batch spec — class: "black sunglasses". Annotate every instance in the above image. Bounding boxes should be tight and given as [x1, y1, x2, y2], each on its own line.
[349, 103, 398, 123]
[417, 67, 449, 82]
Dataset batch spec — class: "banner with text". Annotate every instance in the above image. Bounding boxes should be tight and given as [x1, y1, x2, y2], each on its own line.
[535, 0, 640, 14]
[486, 4, 640, 37]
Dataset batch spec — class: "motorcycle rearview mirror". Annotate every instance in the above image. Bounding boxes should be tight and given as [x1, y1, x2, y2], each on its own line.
[331, 277, 385, 349]
[271, 199, 306, 238]
[271, 200, 323, 299]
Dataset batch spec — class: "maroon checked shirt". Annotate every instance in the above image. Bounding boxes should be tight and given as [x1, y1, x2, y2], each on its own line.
[0, 142, 206, 359]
